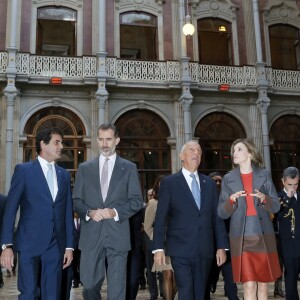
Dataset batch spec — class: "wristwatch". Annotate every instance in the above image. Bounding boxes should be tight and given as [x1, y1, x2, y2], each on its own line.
[1, 244, 13, 250]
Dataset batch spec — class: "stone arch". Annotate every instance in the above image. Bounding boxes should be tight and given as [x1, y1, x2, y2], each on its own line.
[269, 113, 300, 188]
[111, 103, 175, 138]
[194, 111, 246, 174]
[22, 105, 88, 185]
[114, 108, 171, 198]
[19, 100, 91, 137]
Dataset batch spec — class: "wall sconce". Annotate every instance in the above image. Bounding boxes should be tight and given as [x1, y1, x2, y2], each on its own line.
[182, 0, 195, 36]
[219, 25, 227, 32]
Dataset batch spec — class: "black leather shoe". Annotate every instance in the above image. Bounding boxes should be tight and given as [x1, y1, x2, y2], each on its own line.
[274, 288, 285, 298]
[0, 281, 4, 288]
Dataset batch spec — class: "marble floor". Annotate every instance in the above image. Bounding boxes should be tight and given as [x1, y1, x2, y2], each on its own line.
[0, 268, 290, 299]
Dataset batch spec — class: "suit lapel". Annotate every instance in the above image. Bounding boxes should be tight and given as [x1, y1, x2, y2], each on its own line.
[54, 165, 62, 201]
[198, 173, 207, 211]
[89, 158, 102, 201]
[105, 156, 123, 203]
[33, 159, 53, 202]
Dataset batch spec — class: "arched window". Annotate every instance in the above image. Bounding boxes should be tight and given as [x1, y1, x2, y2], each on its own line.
[115, 109, 170, 197]
[198, 18, 233, 65]
[194, 113, 246, 175]
[269, 24, 300, 70]
[270, 115, 300, 188]
[36, 6, 77, 56]
[120, 12, 157, 60]
[23, 107, 86, 186]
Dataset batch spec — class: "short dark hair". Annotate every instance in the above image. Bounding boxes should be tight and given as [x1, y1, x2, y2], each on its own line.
[208, 171, 222, 178]
[36, 127, 64, 154]
[282, 166, 300, 180]
[97, 123, 119, 138]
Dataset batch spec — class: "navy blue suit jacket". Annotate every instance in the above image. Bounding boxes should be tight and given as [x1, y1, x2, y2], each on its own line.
[277, 190, 300, 257]
[153, 171, 228, 259]
[1, 159, 74, 256]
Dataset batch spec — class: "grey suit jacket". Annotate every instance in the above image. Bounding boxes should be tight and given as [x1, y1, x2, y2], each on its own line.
[73, 155, 143, 252]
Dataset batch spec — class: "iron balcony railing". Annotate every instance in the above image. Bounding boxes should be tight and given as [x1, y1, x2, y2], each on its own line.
[0, 52, 299, 91]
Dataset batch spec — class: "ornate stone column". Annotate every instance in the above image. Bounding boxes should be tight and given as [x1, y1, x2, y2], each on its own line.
[4, 0, 19, 193]
[252, 0, 271, 170]
[96, 0, 109, 126]
[179, 0, 193, 145]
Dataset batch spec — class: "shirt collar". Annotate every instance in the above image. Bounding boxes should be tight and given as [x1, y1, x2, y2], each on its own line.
[38, 156, 55, 167]
[182, 167, 198, 178]
[100, 153, 117, 164]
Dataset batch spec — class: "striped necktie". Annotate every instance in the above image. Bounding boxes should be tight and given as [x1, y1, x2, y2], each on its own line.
[190, 173, 201, 209]
[101, 158, 109, 201]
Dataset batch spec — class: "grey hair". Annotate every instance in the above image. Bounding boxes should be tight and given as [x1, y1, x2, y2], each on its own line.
[180, 140, 200, 154]
[282, 166, 300, 180]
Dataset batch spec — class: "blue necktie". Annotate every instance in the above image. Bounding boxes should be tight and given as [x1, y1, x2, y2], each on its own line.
[46, 163, 54, 200]
[190, 173, 201, 209]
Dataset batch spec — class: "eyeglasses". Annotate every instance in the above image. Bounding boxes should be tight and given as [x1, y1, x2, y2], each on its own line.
[215, 179, 222, 184]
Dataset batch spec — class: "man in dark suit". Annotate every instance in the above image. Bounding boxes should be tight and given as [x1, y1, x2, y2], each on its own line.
[207, 172, 238, 300]
[0, 194, 6, 288]
[72, 212, 81, 288]
[153, 140, 228, 300]
[277, 166, 300, 300]
[0, 127, 74, 299]
[73, 123, 143, 300]
[126, 209, 144, 300]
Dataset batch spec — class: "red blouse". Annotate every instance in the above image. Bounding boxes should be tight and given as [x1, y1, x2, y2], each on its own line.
[241, 172, 256, 216]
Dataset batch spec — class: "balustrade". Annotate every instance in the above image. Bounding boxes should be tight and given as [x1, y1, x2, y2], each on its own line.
[0, 51, 300, 92]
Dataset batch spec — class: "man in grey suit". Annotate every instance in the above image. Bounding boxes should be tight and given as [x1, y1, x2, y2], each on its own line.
[73, 123, 143, 300]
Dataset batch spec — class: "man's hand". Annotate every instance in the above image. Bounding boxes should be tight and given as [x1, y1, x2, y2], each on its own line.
[216, 249, 226, 266]
[63, 249, 73, 269]
[0, 248, 14, 271]
[154, 250, 166, 266]
[89, 208, 116, 222]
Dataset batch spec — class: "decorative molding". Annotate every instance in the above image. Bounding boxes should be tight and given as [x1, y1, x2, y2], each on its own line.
[115, 0, 164, 14]
[192, 0, 237, 20]
[264, 0, 300, 26]
[51, 97, 61, 106]
[33, 0, 83, 8]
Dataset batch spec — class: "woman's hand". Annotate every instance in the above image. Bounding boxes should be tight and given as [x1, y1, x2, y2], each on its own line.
[250, 189, 266, 203]
[230, 190, 247, 203]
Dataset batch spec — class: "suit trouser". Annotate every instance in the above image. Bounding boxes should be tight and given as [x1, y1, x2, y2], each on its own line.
[283, 255, 300, 300]
[18, 237, 62, 300]
[81, 246, 128, 300]
[126, 247, 141, 300]
[221, 259, 239, 300]
[171, 255, 212, 300]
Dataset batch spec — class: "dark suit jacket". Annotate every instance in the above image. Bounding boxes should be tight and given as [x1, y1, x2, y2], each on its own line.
[153, 170, 228, 259]
[277, 190, 300, 257]
[73, 155, 143, 252]
[1, 160, 74, 255]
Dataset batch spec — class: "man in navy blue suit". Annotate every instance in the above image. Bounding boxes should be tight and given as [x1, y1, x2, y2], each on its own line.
[277, 166, 300, 300]
[153, 140, 228, 300]
[0, 127, 74, 299]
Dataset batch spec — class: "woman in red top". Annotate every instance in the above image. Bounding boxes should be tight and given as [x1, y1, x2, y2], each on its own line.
[218, 139, 281, 300]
